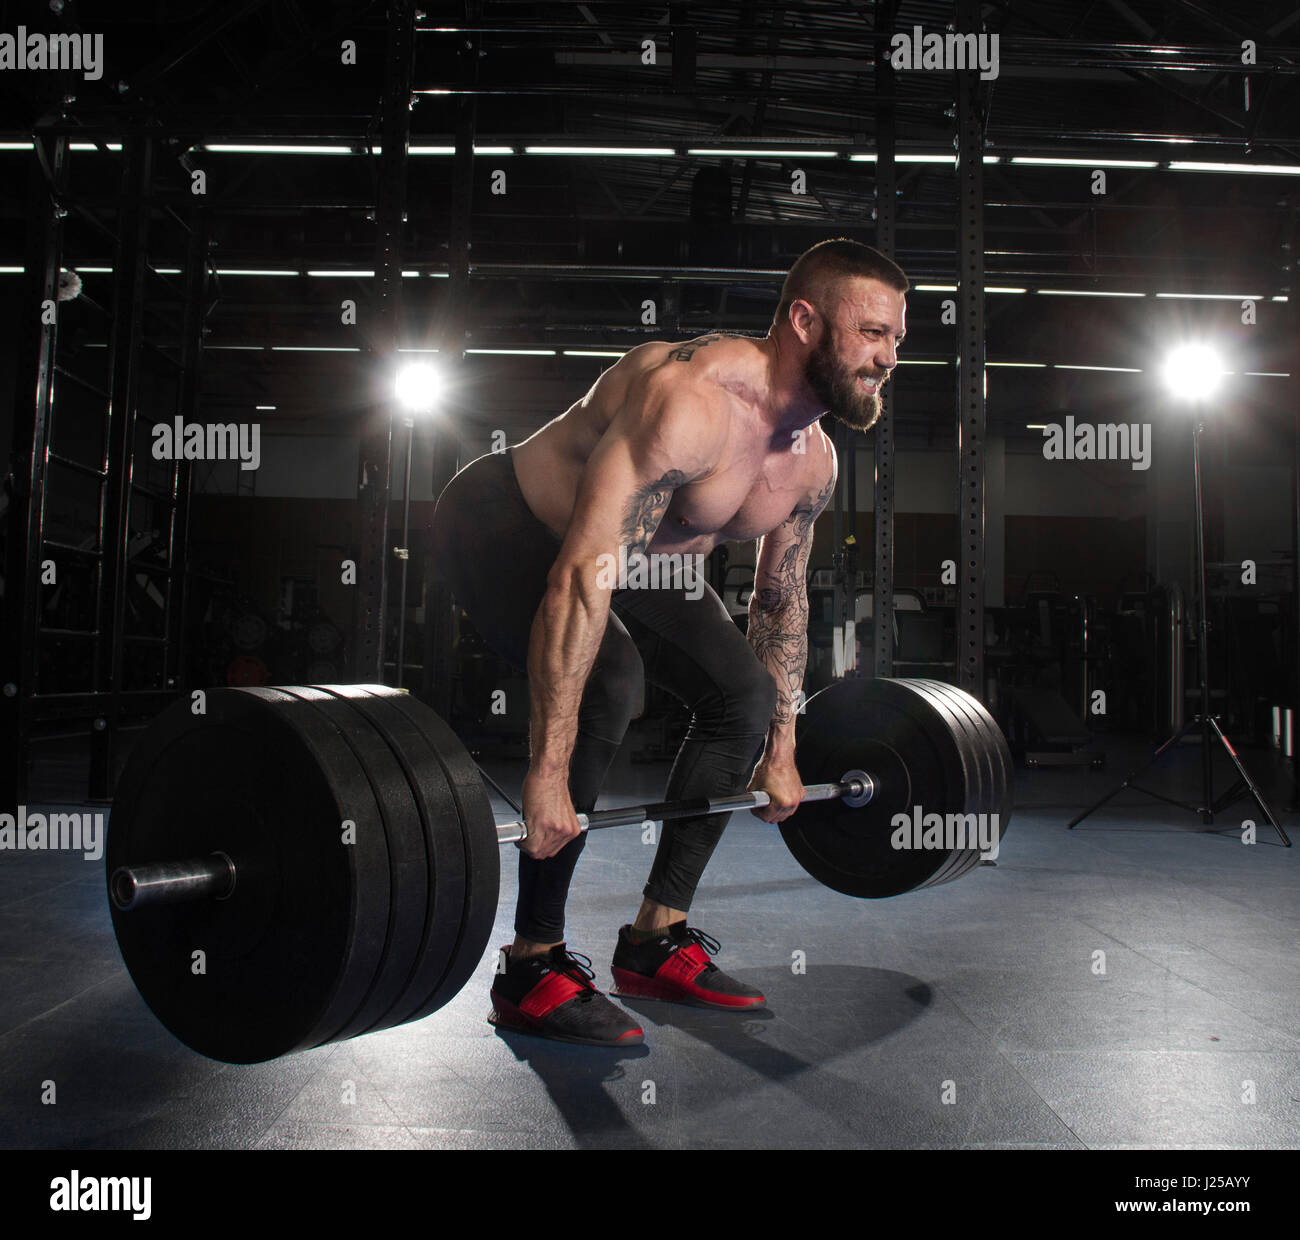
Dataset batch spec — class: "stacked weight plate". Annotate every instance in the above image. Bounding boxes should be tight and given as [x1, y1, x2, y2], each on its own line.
[782, 677, 1012, 898]
[106, 684, 498, 1064]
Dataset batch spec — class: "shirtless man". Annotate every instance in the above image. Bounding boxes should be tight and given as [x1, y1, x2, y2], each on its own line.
[430, 238, 908, 1046]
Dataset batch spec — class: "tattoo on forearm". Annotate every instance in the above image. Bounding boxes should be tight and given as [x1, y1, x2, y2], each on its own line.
[621, 470, 686, 555]
[748, 472, 835, 727]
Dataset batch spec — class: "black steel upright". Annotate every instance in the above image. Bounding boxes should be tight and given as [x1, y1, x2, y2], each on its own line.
[91, 137, 155, 798]
[166, 204, 212, 696]
[1, 135, 66, 805]
[358, 0, 417, 684]
[954, 0, 987, 700]
[424, 41, 478, 717]
[1290, 219, 1300, 810]
[872, 0, 898, 679]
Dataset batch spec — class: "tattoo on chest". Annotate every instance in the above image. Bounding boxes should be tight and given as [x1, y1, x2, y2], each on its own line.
[621, 471, 687, 555]
[666, 332, 753, 362]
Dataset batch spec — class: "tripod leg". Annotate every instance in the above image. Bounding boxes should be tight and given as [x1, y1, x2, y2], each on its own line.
[1067, 724, 1190, 828]
[1208, 718, 1292, 846]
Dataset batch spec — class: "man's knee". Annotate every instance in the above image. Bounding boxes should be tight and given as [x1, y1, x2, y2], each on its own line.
[703, 662, 777, 736]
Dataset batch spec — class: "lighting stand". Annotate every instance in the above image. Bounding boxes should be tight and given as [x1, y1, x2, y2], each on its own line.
[1069, 417, 1290, 845]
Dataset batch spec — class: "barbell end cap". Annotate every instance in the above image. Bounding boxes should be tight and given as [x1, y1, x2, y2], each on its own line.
[839, 769, 874, 809]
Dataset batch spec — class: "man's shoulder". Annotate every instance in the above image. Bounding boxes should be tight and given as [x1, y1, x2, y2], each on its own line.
[659, 331, 763, 365]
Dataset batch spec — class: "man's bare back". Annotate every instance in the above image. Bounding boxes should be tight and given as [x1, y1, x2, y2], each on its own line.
[512, 333, 834, 556]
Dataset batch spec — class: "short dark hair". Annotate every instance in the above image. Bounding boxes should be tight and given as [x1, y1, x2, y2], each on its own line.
[772, 238, 909, 327]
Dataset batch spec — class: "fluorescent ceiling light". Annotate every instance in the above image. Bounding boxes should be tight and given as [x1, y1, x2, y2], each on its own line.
[1011, 157, 1157, 168]
[987, 287, 1027, 294]
[306, 270, 375, 277]
[465, 348, 557, 355]
[69, 142, 123, 152]
[524, 146, 674, 156]
[1038, 289, 1146, 297]
[1170, 161, 1300, 175]
[1156, 292, 1263, 300]
[897, 154, 954, 163]
[686, 148, 838, 157]
[564, 349, 627, 357]
[0, 142, 34, 149]
[255, 405, 276, 410]
[0, 266, 24, 273]
[1057, 364, 1143, 372]
[216, 268, 300, 276]
[898, 359, 949, 365]
[1244, 371, 1290, 377]
[271, 346, 362, 352]
[205, 144, 354, 155]
[915, 283, 957, 291]
[987, 361, 1047, 367]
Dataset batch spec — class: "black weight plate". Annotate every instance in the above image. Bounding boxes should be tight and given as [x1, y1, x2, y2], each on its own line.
[106, 687, 391, 1063]
[896, 680, 996, 889]
[784, 678, 974, 897]
[271, 687, 429, 1045]
[314, 685, 467, 1036]
[356, 688, 499, 1026]
[915, 680, 1013, 875]
[920, 682, 1012, 816]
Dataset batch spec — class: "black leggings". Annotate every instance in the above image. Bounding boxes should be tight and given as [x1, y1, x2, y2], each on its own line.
[430, 450, 777, 942]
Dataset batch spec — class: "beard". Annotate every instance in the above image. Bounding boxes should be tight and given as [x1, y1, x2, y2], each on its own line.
[804, 333, 888, 431]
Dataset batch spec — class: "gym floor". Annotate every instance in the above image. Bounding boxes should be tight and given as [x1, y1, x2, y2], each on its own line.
[2, 736, 1296, 1151]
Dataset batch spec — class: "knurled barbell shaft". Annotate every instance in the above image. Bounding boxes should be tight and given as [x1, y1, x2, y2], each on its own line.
[495, 775, 871, 844]
[111, 775, 873, 909]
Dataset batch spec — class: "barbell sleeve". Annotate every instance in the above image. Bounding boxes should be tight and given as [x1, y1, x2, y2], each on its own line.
[494, 773, 873, 846]
[110, 852, 236, 911]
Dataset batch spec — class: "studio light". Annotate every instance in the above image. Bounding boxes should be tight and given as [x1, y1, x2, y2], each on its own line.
[395, 361, 443, 414]
[1160, 342, 1225, 403]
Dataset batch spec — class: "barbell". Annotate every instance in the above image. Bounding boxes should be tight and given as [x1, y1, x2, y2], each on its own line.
[105, 677, 1012, 1063]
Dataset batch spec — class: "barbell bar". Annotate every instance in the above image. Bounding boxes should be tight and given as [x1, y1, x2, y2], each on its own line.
[109, 772, 876, 911]
[105, 677, 1012, 1062]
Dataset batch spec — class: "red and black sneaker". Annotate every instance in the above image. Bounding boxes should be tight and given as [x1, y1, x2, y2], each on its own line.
[610, 923, 766, 1009]
[488, 944, 644, 1046]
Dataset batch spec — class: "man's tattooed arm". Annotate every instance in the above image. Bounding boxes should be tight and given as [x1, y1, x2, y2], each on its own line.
[748, 470, 836, 737]
[620, 470, 687, 556]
